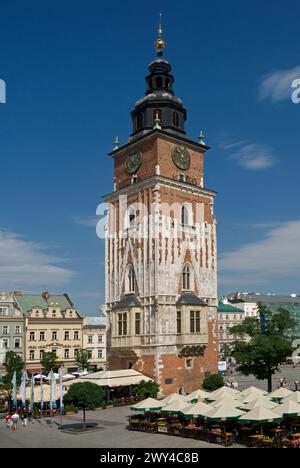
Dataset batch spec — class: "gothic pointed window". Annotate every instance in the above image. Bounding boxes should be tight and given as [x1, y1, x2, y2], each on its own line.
[126, 265, 135, 293]
[183, 264, 191, 290]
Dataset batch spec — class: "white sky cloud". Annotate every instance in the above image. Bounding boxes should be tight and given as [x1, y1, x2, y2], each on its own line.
[260, 65, 300, 102]
[229, 143, 277, 170]
[0, 229, 74, 290]
[73, 215, 98, 228]
[219, 221, 300, 287]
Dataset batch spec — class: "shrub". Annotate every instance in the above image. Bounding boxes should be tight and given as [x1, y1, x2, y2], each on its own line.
[202, 374, 224, 392]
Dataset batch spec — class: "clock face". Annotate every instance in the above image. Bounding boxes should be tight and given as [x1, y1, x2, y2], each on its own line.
[172, 146, 191, 170]
[125, 150, 142, 174]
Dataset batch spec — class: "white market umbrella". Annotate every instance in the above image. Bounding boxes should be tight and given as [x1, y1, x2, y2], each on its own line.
[131, 397, 166, 412]
[34, 374, 47, 380]
[205, 405, 244, 421]
[161, 393, 187, 405]
[269, 388, 293, 400]
[62, 374, 75, 381]
[212, 397, 248, 410]
[239, 405, 282, 423]
[210, 386, 240, 400]
[181, 401, 212, 419]
[184, 389, 211, 403]
[284, 391, 300, 404]
[161, 400, 191, 414]
[239, 391, 271, 404]
[46, 373, 60, 381]
[239, 386, 267, 397]
[274, 400, 300, 417]
[243, 397, 278, 411]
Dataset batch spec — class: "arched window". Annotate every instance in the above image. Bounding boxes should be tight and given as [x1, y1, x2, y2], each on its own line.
[165, 78, 171, 89]
[128, 206, 136, 228]
[156, 77, 163, 88]
[183, 264, 191, 290]
[153, 109, 161, 123]
[148, 79, 153, 90]
[181, 205, 189, 226]
[126, 265, 135, 293]
[173, 111, 179, 127]
[136, 113, 143, 130]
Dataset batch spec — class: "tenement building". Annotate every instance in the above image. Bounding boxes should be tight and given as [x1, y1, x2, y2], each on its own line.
[83, 316, 107, 371]
[218, 300, 244, 357]
[0, 292, 24, 378]
[104, 24, 218, 395]
[15, 291, 83, 374]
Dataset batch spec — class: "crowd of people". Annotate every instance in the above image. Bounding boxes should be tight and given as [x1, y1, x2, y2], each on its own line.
[5, 410, 29, 431]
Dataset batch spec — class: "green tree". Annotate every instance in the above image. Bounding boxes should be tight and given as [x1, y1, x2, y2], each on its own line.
[135, 380, 159, 399]
[64, 382, 105, 430]
[202, 374, 224, 391]
[221, 344, 233, 360]
[3, 351, 24, 386]
[40, 352, 57, 374]
[230, 305, 296, 392]
[75, 349, 91, 372]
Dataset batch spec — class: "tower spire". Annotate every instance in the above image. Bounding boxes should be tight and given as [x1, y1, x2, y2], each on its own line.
[155, 13, 165, 57]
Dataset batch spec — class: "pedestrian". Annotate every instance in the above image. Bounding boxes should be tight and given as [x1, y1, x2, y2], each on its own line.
[283, 378, 287, 388]
[5, 413, 13, 429]
[295, 380, 299, 392]
[280, 378, 284, 388]
[22, 411, 28, 427]
[12, 412, 20, 431]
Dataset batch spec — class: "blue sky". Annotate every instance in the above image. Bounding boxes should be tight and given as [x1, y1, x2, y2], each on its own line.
[0, 0, 300, 315]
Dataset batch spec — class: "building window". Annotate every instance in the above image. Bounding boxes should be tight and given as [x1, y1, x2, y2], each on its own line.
[35, 311, 39, 317]
[153, 109, 162, 123]
[2, 339, 9, 349]
[52, 349, 57, 357]
[15, 326, 21, 334]
[186, 358, 193, 369]
[87, 350, 93, 359]
[136, 113, 143, 130]
[88, 335, 93, 344]
[98, 349, 103, 359]
[52, 310, 56, 318]
[52, 331, 58, 341]
[74, 348, 80, 358]
[74, 331, 79, 341]
[183, 264, 191, 290]
[190, 311, 201, 333]
[126, 265, 135, 293]
[69, 311, 73, 317]
[29, 332, 35, 341]
[135, 312, 141, 335]
[40, 350, 45, 360]
[2, 326, 9, 335]
[14, 339, 21, 349]
[177, 311, 181, 334]
[0, 307, 8, 316]
[128, 206, 136, 227]
[173, 111, 179, 127]
[97, 335, 103, 343]
[29, 350, 35, 361]
[64, 349, 70, 359]
[40, 331, 45, 341]
[64, 331, 70, 341]
[165, 378, 173, 385]
[118, 313, 128, 336]
[156, 77, 163, 88]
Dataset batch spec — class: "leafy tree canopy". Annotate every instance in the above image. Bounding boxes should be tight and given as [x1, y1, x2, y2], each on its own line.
[40, 352, 57, 374]
[3, 351, 24, 386]
[230, 305, 296, 392]
[135, 380, 159, 399]
[202, 374, 224, 391]
[75, 349, 91, 372]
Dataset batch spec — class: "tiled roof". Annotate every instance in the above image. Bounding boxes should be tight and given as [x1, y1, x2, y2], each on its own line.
[176, 292, 207, 306]
[83, 316, 106, 328]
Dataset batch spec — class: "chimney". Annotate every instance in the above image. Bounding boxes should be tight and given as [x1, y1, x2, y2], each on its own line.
[42, 291, 49, 300]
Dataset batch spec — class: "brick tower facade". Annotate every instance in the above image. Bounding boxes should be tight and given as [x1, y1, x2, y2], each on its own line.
[104, 24, 218, 395]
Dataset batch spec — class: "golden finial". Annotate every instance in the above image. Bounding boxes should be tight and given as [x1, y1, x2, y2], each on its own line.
[155, 13, 165, 57]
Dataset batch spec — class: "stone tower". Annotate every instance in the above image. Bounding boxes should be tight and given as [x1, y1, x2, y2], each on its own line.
[104, 21, 218, 395]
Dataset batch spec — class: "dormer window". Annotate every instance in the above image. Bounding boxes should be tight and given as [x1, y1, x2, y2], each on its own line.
[52, 310, 56, 318]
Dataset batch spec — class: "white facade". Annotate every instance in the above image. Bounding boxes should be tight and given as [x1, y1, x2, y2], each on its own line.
[83, 317, 107, 371]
